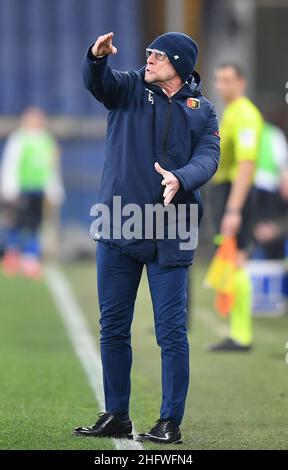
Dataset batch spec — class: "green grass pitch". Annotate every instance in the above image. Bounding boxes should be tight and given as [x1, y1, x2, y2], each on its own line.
[0, 260, 287, 450]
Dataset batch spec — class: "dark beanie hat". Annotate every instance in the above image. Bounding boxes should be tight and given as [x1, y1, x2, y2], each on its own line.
[148, 32, 198, 82]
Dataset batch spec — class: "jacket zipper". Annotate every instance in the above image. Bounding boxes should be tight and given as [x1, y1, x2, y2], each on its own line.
[155, 96, 172, 208]
[158, 78, 188, 168]
[161, 96, 172, 167]
[153, 82, 194, 238]
[160, 77, 189, 164]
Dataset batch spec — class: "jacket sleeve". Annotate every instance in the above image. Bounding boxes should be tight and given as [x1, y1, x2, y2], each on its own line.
[171, 106, 220, 191]
[82, 45, 137, 110]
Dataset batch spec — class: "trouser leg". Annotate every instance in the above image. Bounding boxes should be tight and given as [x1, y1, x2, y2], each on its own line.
[230, 267, 253, 345]
[96, 242, 143, 414]
[210, 183, 253, 344]
[146, 256, 190, 425]
[21, 193, 44, 258]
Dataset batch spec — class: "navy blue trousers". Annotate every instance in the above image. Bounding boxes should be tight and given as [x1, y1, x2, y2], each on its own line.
[96, 241, 190, 426]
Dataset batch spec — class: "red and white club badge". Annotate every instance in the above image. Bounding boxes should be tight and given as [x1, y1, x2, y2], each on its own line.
[187, 97, 200, 109]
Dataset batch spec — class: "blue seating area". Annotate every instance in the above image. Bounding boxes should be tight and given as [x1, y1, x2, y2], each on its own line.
[0, 0, 143, 232]
[0, 0, 142, 115]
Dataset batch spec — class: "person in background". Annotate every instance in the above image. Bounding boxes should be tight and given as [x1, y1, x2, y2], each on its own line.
[280, 168, 288, 257]
[252, 122, 288, 260]
[210, 63, 263, 352]
[280, 168, 288, 205]
[0, 107, 64, 279]
[257, 167, 288, 257]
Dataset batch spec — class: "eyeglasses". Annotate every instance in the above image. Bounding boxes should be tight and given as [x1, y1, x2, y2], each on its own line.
[145, 48, 168, 61]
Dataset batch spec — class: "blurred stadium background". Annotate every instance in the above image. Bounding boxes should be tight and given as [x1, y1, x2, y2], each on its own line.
[0, 0, 288, 451]
[1, 0, 287, 259]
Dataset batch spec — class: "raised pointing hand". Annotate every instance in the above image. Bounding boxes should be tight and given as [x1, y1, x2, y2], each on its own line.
[92, 32, 118, 57]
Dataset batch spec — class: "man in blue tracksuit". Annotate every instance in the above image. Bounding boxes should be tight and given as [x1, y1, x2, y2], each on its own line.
[74, 32, 220, 444]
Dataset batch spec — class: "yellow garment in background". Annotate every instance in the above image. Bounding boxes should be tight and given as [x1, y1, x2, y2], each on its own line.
[214, 96, 264, 184]
[230, 268, 253, 346]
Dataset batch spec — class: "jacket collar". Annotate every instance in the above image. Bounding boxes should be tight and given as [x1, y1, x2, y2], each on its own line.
[139, 66, 202, 99]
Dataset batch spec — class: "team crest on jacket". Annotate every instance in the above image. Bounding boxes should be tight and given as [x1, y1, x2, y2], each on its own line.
[187, 97, 200, 109]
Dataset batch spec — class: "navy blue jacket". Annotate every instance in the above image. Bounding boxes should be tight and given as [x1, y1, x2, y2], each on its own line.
[82, 45, 220, 267]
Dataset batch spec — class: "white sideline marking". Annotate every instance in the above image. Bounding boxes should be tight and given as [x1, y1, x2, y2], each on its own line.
[44, 264, 143, 451]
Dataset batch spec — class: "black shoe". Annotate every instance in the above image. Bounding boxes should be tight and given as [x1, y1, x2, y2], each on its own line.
[207, 337, 252, 352]
[73, 412, 133, 439]
[135, 418, 182, 444]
